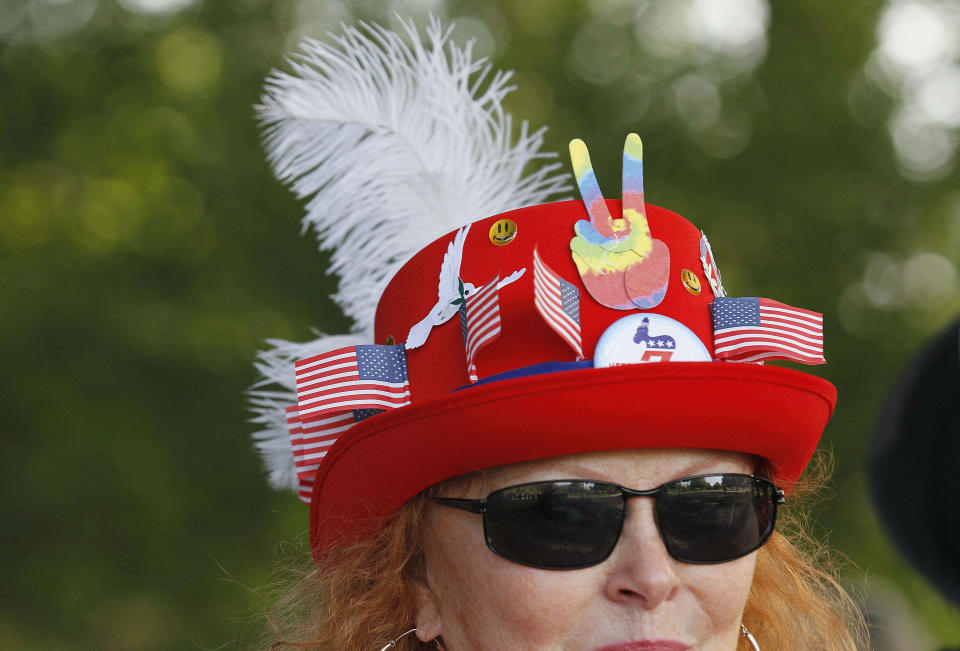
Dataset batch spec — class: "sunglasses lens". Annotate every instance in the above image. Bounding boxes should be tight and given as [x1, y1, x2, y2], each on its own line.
[484, 481, 624, 569]
[655, 475, 777, 563]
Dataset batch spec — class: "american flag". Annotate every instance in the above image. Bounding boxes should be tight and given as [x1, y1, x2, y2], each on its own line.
[460, 275, 501, 383]
[286, 345, 409, 503]
[286, 404, 385, 504]
[294, 344, 410, 422]
[710, 297, 825, 364]
[533, 247, 583, 359]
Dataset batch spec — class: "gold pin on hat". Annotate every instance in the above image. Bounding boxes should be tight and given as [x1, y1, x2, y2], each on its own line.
[489, 218, 517, 246]
[680, 269, 701, 295]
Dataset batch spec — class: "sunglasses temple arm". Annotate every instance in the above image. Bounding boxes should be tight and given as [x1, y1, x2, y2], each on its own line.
[435, 497, 486, 514]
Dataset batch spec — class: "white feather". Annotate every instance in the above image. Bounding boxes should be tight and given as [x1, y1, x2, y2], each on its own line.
[257, 16, 569, 332]
[250, 16, 570, 493]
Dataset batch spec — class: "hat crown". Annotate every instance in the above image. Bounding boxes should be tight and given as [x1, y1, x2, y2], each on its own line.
[375, 199, 715, 403]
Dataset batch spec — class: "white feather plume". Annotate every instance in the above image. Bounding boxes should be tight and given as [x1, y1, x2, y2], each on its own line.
[249, 15, 571, 492]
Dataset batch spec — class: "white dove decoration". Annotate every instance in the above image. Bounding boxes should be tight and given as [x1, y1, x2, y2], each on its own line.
[405, 225, 526, 349]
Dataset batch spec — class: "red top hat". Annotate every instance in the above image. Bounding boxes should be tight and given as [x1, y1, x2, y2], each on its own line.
[293, 136, 835, 556]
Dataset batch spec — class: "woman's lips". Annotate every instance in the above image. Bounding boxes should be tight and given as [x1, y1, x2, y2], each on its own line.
[592, 642, 690, 651]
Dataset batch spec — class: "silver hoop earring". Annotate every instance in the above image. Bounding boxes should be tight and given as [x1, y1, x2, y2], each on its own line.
[379, 628, 442, 650]
[741, 623, 761, 651]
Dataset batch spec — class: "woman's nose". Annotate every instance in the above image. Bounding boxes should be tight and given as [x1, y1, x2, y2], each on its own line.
[602, 498, 681, 609]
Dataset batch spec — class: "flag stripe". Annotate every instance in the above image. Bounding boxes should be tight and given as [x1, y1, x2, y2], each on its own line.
[758, 313, 822, 331]
[298, 395, 411, 416]
[733, 351, 823, 363]
[298, 476, 314, 504]
[536, 311, 580, 350]
[297, 360, 358, 379]
[465, 316, 499, 358]
[758, 299, 822, 318]
[299, 438, 340, 452]
[296, 370, 364, 391]
[715, 329, 823, 346]
[299, 411, 354, 429]
[535, 308, 581, 352]
[298, 384, 410, 403]
[298, 398, 411, 416]
[715, 343, 824, 360]
[299, 381, 410, 401]
[760, 311, 822, 327]
[721, 350, 824, 364]
[467, 327, 500, 360]
[294, 366, 354, 384]
[469, 291, 498, 315]
[295, 350, 356, 370]
[301, 423, 354, 439]
[299, 393, 412, 409]
[466, 314, 500, 353]
[533, 274, 561, 299]
[715, 338, 824, 357]
[715, 341, 824, 360]
[537, 300, 580, 342]
[715, 328, 824, 348]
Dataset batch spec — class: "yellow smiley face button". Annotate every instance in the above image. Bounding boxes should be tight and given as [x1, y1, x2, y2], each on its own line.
[680, 269, 702, 295]
[489, 218, 517, 246]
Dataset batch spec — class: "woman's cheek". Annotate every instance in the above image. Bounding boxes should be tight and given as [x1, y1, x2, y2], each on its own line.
[433, 536, 593, 648]
[682, 554, 757, 635]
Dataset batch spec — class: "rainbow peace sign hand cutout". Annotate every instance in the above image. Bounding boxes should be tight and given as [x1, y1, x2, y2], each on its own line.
[569, 134, 670, 310]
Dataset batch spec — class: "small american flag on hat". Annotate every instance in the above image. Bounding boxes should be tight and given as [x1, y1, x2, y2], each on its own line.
[710, 297, 825, 364]
[459, 275, 502, 383]
[286, 406, 385, 504]
[294, 344, 410, 421]
[533, 247, 583, 359]
[286, 345, 410, 502]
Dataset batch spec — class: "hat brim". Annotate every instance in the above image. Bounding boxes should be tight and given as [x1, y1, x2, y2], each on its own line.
[310, 362, 836, 556]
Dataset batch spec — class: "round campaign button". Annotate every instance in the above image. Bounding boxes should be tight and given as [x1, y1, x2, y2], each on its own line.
[594, 313, 711, 367]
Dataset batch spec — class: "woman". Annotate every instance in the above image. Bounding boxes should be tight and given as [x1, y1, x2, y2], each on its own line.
[251, 19, 867, 650]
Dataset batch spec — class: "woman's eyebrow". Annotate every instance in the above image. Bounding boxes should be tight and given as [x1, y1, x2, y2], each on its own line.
[491, 463, 621, 485]
[669, 458, 752, 480]
[491, 461, 723, 487]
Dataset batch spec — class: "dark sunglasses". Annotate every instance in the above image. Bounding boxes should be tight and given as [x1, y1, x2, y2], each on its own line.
[436, 473, 783, 570]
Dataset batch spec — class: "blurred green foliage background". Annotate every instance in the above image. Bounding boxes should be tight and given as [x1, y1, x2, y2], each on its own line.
[2, 0, 959, 648]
